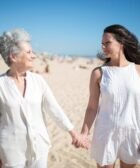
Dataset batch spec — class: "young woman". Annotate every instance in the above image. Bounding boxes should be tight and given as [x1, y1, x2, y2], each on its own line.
[74, 24, 140, 168]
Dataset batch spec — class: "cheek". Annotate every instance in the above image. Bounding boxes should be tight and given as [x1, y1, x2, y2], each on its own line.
[21, 56, 27, 62]
[104, 46, 112, 53]
[22, 55, 29, 61]
[19, 57, 28, 65]
[112, 42, 121, 51]
[109, 45, 119, 53]
[113, 46, 121, 53]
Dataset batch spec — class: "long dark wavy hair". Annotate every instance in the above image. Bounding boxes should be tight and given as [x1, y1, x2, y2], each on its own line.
[99, 24, 140, 64]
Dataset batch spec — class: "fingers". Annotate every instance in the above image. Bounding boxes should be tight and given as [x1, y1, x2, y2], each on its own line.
[69, 129, 90, 149]
[72, 134, 90, 149]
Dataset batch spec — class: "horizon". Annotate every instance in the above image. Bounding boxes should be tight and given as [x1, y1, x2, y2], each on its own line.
[0, 0, 140, 57]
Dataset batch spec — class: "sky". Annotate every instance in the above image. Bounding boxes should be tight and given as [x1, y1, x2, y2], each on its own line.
[0, 0, 140, 57]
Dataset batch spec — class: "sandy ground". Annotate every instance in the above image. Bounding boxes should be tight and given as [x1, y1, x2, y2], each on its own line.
[45, 58, 98, 168]
[0, 56, 140, 168]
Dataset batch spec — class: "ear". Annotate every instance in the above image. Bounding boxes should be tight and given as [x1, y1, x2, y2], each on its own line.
[9, 53, 17, 64]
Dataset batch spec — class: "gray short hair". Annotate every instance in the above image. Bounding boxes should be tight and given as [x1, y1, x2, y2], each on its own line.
[0, 29, 30, 65]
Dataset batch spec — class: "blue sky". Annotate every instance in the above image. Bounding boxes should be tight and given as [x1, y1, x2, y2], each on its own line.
[0, 0, 140, 57]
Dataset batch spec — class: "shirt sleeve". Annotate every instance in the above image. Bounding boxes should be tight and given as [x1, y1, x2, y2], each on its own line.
[41, 77, 74, 131]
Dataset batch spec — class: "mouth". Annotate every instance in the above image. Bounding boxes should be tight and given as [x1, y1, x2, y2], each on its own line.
[103, 49, 108, 54]
[102, 51, 110, 58]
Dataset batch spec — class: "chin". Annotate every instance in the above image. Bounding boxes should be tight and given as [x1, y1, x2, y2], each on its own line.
[103, 53, 109, 58]
[104, 53, 111, 58]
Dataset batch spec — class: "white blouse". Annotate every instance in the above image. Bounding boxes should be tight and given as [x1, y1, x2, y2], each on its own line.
[0, 71, 74, 166]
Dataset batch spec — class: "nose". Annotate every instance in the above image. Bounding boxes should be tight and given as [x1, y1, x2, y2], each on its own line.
[32, 52, 36, 59]
[102, 43, 106, 49]
[102, 45, 107, 54]
[102, 44, 106, 51]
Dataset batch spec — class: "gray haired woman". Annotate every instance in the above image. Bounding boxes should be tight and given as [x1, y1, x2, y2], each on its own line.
[0, 29, 87, 168]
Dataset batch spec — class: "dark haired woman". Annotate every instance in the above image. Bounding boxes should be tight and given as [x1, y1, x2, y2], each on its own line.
[74, 24, 140, 168]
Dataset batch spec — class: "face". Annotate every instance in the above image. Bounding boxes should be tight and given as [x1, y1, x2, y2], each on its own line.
[102, 33, 123, 58]
[11, 42, 36, 71]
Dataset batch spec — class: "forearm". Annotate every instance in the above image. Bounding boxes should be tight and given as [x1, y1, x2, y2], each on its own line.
[81, 108, 97, 135]
[70, 109, 95, 149]
[42, 89, 74, 131]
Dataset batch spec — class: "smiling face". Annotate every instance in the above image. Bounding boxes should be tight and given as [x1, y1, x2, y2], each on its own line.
[102, 33, 123, 59]
[10, 42, 36, 71]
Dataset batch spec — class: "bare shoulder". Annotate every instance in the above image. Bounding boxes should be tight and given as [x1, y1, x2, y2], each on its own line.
[135, 64, 140, 75]
[90, 66, 102, 83]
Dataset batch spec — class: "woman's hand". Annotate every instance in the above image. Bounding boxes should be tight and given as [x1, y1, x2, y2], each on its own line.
[73, 133, 90, 149]
[69, 129, 90, 149]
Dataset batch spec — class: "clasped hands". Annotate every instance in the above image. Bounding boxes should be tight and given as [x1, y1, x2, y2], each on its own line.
[70, 130, 90, 149]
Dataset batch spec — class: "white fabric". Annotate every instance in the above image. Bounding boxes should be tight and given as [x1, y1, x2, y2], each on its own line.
[0, 71, 74, 167]
[91, 63, 140, 166]
[2, 152, 48, 168]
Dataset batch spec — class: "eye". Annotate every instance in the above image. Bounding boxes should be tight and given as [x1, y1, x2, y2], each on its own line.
[102, 41, 112, 46]
[27, 50, 32, 54]
[26, 50, 30, 54]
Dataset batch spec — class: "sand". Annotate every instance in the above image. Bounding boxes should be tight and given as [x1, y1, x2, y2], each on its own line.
[45, 58, 97, 168]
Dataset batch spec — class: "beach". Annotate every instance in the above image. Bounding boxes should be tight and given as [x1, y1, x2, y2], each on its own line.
[0, 56, 139, 168]
[45, 57, 98, 168]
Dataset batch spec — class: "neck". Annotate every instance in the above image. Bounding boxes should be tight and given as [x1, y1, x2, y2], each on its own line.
[7, 69, 26, 80]
[108, 53, 130, 67]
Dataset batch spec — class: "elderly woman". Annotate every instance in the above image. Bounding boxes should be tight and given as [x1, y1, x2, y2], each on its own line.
[0, 29, 85, 168]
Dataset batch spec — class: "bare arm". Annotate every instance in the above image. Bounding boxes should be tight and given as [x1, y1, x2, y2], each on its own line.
[81, 67, 101, 135]
[135, 64, 140, 78]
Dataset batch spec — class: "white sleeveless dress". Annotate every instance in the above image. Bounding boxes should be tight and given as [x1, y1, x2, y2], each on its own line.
[91, 63, 140, 166]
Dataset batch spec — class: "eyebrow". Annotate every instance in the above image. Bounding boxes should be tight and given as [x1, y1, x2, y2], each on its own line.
[102, 41, 112, 45]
